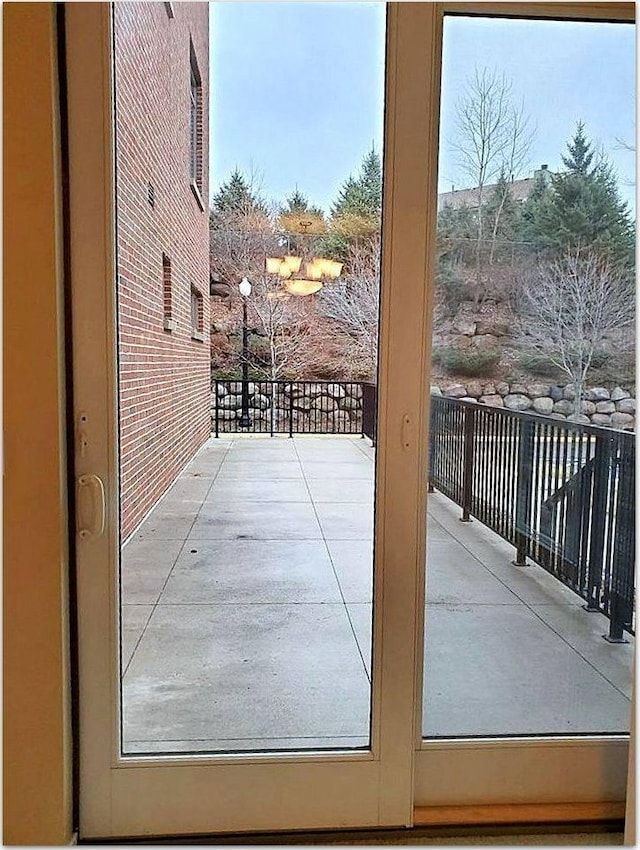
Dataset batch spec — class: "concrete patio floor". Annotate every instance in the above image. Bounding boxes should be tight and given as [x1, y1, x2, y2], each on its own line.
[121, 435, 633, 754]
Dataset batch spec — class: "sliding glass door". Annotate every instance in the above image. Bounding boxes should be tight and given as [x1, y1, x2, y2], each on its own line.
[68, 1, 633, 839]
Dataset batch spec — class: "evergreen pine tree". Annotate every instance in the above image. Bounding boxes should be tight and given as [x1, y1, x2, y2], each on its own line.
[322, 147, 382, 262]
[519, 171, 553, 248]
[485, 170, 521, 263]
[525, 124, 634, 270]
[561, 121, 594, 175]
[210, 169, 267, 227]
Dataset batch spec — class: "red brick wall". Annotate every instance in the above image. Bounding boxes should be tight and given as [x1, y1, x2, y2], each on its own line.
[114, 2, 210, 540]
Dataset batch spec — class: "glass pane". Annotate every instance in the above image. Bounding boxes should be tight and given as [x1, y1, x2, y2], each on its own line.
[424, 15, 635, 739]
[115, 2, 386, 755]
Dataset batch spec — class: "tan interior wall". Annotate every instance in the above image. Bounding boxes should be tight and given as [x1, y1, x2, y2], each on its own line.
[3, 3, 73, 844]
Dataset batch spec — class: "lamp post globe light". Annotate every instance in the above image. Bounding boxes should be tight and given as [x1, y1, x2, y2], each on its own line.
[238, 277, 252, 429]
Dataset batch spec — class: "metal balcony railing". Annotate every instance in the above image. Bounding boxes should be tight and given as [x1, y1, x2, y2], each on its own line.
[212, 380, 365, 437]
[212, 379, 634, 640]
[428, 395, 635, 642]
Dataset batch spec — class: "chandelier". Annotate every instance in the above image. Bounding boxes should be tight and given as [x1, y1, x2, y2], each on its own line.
[265, 255, 343, 296]
[266, 218, 342, 297]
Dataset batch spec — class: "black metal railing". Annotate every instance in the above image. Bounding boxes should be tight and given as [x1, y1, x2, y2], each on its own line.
[362, 382, 377, 443]
[429, 395, 635, 641]
[212, 380, 366, 437]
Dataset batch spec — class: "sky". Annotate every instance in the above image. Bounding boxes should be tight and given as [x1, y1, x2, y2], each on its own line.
[209, 4, 636, 216]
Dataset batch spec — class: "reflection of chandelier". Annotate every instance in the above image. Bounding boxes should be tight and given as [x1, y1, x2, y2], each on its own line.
[265, 255, 343, 296]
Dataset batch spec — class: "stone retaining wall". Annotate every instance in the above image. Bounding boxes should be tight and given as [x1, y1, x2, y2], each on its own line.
[433, 380, 636, 431]
[211, 381, 363, 433]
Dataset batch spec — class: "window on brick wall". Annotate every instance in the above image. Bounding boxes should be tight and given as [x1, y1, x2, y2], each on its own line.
[189, 42, 203, 207]
[190, 284, 204, 340]
[162, 253, 174, 331]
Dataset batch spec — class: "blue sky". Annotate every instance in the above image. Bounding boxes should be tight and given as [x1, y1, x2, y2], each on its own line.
[209, 4, 636, 215]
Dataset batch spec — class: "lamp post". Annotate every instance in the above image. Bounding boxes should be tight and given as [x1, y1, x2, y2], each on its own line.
[238, 276, 252, 428]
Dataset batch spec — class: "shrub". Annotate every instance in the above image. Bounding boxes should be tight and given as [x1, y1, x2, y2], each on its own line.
[435, 261, 472, 317]
[515, 351, 564, 379]
[437, 346, 501, 377]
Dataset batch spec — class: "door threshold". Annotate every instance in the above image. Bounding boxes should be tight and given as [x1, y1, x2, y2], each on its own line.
[413, 801, 626, 827]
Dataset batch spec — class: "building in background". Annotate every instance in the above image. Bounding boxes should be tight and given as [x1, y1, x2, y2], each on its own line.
[114, 2, 210, 539]
[438, 164, 552, 212]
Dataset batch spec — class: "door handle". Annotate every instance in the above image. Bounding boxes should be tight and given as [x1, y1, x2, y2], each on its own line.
[77, 473, 106, 539]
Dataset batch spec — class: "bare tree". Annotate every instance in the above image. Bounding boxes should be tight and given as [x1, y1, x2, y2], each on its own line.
[450, 67, 534, 301]
[210, 206, 277, 286]
[246, 277, 318, 382]
[517, 249, 635, 413]
[318, 237, 380, 380]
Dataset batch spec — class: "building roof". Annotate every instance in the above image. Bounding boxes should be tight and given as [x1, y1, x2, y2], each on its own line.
[438, 166, 551, 212]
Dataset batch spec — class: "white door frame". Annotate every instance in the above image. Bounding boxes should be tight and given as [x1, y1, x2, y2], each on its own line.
[414, 0, 633, 809]
[67, 1, 437, 838]
[67, 0, 633, 839]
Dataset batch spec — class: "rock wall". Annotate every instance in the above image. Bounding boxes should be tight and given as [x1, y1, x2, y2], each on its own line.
[211, 381, 363, 433]
[433, 381, 636, 431]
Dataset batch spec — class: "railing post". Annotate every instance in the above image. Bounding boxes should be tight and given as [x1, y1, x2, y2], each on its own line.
[584, 432, 609, 613]
[460, 403, 474, 522]
[428, 399, 436, 493]
[214, 381, 219, 438]
[513, 417, 534, 565]
[604, 437, 632, 643]
[288, 382, 294, 438]
[270, 382, 274, 437]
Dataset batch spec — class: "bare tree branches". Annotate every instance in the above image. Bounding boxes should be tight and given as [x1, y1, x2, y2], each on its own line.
[450, 67, 534, 301]
[517, 249, 635, 412]
[317, 237, 380, 380]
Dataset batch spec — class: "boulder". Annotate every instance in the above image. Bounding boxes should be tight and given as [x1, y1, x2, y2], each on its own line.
[430, 385, 442, 396]
[483, 383, 496, 395]
[567, 413, 591, 425]
[549, 386, 564, 402]
[550, 413, 567, 421]
[553, 399, 574, 415]
[283, 383, 305, 399]
[218, 394, 241, 409]
[471, 334, 501, 351]
[611, 412, 635, 430]
[445, 384, 467, 399]
[580, 400, 596, 416]
[495, 381, 510, 397]
[215, 383, 227, 398]
[339, 396, 361, 412]
[510, 383, 527, 394]
[591, 413, 612, 427]
[563, 384, 577, 400]
[532, 397, 554, 415]
[250, 394, 271, 411]
[480, 394, 504, 407]
[584, 387, 610, 402]
[325, 383, 346, 399]
[226, 381, 255, 396]
[216, 409, 237, 421]
[527, 383, 551, 398]
[453, 316, 477, 336]
[465, 380, 483, 398]
[610, 386, 630, 402]
[459, 397, 478, 403]
[311, 396, 339, 413]
[595, 401, 616, 414]
[504, 394, 532, 412]
[474, 319, 510, 337]
[616, 398, 636, 415]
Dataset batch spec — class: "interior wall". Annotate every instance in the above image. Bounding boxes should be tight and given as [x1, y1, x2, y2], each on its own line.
[3, 3, 73, 844]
